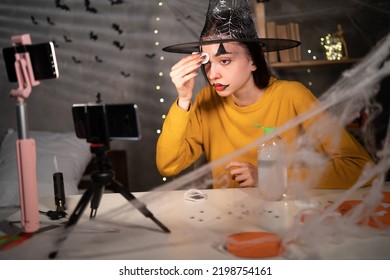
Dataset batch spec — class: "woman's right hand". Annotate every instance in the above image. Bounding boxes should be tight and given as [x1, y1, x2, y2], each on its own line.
[170, 53, 204, 111]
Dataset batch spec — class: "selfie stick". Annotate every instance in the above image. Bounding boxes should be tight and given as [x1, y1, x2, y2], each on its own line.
[9, 34, 40, 233]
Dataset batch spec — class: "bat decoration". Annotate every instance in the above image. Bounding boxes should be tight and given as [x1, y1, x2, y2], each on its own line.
[145, 53, 155, 59]
[31, 16, 39, 25]
[72, 56, 82, 64]
[55, 0, 70, 11]
[177, 15, 192, 22]
[112, 23, 123, 34]
[120, 71, 130, 78]
[51, 40, 59, 48]
[108, 0, 124, 5]
[95, 56, 103, 63]
[47, 17, 55, 25]
[85, 0, 98, 14]
[63, 35, 72, 43]
[89, 31, 98, 41]
[113, 40, 125, 50]
[96, 92, 102, 103]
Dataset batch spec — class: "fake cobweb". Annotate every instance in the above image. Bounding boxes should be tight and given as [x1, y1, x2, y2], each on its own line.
[26, 31, 389, 260]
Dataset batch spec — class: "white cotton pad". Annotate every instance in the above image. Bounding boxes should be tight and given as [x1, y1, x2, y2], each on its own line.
[192, 52, 209, 64]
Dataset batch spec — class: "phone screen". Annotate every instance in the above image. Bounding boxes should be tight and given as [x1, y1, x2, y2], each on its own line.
[2, 42, 59, 82]
[72, 103, 141, 143]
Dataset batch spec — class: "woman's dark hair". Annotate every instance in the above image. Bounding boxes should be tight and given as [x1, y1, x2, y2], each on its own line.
[200, 41, 271, 89]
[242, 41, 270, 89]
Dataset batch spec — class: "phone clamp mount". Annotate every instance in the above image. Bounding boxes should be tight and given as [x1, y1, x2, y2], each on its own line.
[8, 34, 41, 233]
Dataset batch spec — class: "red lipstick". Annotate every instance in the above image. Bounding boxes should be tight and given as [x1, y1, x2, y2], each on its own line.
[213, 83, 229, 91]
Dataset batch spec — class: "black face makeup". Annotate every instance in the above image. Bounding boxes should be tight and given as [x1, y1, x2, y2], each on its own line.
[216, 43, 231, 56]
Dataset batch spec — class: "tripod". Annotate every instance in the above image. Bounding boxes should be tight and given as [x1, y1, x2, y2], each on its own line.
[49, 142, 170, 259]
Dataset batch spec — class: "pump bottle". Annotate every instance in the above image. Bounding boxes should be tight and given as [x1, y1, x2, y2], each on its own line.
[257, 127, 287, 201]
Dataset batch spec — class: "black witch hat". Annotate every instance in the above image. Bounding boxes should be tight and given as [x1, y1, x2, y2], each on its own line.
[163, 0, 300, 53]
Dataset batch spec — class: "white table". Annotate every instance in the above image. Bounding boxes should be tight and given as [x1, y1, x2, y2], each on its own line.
[0, 183, 389, 259]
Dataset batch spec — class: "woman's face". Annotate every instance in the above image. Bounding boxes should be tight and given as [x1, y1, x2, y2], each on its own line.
[201, 42, 256, 97]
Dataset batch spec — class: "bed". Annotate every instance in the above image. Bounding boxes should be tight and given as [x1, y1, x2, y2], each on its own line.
[0, 129, 92, 211]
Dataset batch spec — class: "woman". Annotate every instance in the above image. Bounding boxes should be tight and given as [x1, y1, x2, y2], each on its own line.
[156, 0, 373, 189]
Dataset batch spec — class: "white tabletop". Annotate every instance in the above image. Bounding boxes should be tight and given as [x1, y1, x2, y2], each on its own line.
[0, 183, 389, 259]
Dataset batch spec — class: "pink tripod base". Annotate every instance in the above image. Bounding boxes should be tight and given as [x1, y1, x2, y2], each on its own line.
[16, 139, 40, 232]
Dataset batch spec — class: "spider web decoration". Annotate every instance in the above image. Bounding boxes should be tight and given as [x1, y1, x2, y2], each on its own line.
[162, 0, 300, 54]
[201, 0, 258, 41]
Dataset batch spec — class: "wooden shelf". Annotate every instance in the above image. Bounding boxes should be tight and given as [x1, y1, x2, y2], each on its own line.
[270, 58, 361, 69]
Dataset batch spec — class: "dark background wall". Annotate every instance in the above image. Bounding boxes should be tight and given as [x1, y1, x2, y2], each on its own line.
[0, 0, 389, 191]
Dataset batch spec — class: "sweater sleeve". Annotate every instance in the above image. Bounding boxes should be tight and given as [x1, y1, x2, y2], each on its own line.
[156, 99, 204, 176]
[287, 82, 374, 189]
[315, 130, 374, 189]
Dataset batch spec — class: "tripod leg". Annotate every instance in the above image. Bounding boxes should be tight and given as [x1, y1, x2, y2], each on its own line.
[90, 185, 105, 218]
[109, 180, 171, 233]
[66, 184, 98, 227]
[48, 183, 97, 259]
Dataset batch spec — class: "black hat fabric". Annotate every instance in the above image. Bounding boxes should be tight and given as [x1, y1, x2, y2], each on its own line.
[163, 0, 300, 53]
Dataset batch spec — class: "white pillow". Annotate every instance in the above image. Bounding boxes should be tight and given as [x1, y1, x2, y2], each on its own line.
[0, 129, 92, 207]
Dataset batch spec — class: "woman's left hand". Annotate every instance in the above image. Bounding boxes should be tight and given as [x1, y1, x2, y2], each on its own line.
[225, 161, 258, 188]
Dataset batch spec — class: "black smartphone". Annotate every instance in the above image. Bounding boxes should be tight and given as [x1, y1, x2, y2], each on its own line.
[2, 41, 59, 82]
[72, 103, 141, 143]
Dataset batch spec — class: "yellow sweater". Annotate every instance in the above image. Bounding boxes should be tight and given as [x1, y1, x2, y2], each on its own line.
[156, 77, 374, 189]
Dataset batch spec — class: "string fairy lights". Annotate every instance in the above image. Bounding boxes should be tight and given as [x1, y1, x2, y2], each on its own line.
[154, 0, 167, 182]
[303, 49, 316, 88]
[320, 25, 348, 61]
[154, 0, 165, 136]
[320, 33, 344, 60]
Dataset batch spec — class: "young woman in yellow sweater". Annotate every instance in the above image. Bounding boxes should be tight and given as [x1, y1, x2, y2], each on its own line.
[157, 0, 373, 190]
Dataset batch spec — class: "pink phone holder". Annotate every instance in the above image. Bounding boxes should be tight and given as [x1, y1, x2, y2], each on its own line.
[9, 34, 40, 233]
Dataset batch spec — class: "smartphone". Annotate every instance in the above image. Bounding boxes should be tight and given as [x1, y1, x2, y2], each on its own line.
[72, 103, 141, 143]
[2, 41, 59, 82]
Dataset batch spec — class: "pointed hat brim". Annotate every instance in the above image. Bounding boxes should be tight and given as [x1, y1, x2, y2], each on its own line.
[162, 37, 300, 53]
